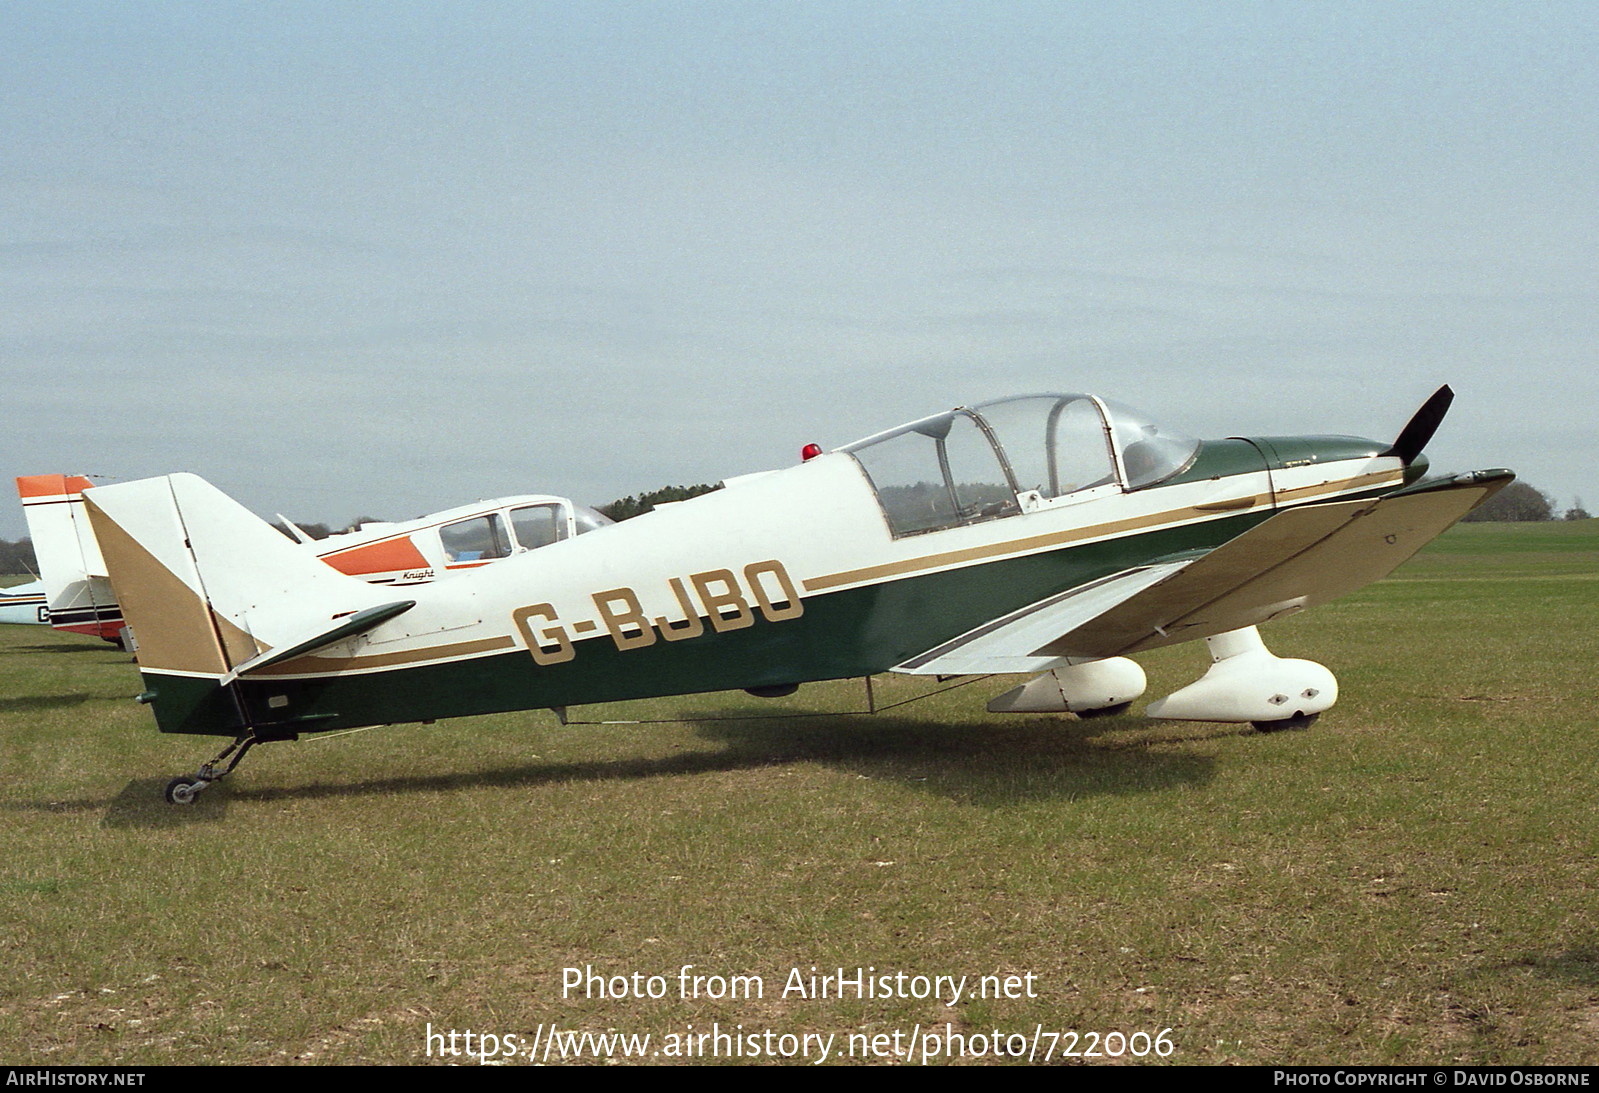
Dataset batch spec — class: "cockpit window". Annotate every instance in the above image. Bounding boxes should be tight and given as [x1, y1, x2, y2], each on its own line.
[944, 412, 1019, 522]
[971, 394, 1117, 499]
[510, 504, 562, 551]
[441, 514, 513, 562]
[843, 410, 1015, 537]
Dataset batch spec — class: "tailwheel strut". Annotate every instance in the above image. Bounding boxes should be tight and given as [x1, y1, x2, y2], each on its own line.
[164, 731, 259, 805]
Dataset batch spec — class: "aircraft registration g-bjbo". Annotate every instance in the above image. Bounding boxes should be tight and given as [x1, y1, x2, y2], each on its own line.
[73, 386, 1510, 804]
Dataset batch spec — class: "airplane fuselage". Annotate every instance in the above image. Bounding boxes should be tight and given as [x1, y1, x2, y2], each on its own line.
[137, 433, 1405, 737]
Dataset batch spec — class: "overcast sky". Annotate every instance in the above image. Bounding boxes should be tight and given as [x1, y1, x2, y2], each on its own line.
[3, 1, 1595, 540]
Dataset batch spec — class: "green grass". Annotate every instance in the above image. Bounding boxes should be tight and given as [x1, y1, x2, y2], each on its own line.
[1395, 518, 1599, 580]
[1, 521, 1595, 1065]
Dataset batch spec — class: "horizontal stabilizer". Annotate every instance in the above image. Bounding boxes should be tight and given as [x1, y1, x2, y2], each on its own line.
[220, 600, 417, 684]
[83, 473, 397, 676]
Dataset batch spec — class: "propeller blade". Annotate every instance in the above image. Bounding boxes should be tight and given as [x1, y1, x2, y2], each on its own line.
[1384, 385, 1454, 465]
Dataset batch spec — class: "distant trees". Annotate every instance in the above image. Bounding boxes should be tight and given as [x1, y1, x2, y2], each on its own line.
[1461, 481, 1557, 522]
[270, 520, 332, 542]
[0, 538, 37, 575]
[268, 518, 380, 542]
[599, 483, 722, 522]
[1565, 498, 1592, 521]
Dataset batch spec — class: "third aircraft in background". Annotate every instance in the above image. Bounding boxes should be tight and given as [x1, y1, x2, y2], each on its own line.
[16, 474, 615, 644]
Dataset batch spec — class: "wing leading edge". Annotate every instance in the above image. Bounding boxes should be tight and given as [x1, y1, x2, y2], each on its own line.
[893, 471, 1513, 676]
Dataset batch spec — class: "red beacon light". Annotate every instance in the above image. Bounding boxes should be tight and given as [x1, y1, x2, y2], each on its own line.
[801, 443, 823, 462]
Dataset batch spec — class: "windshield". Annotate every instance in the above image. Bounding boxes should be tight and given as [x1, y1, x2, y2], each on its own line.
[1097, 398, 1199, 488]
[572, 504, 615, 535]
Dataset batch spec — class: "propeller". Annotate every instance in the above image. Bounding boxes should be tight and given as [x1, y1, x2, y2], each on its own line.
[1383, 384, 1454, 465]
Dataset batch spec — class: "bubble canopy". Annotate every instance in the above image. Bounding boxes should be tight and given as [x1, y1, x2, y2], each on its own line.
[840, 394, 1199, 538]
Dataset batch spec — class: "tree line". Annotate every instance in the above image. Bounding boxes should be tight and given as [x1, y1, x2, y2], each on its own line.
[597, 483, 722, 522]
[1459, 482, 1589, 523]
[0, 538, 37, 576]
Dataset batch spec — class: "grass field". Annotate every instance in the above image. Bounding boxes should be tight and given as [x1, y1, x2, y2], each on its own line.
[2, 521, 1595, 1065]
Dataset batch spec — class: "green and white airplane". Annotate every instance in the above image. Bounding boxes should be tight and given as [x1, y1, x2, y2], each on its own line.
[78, 386, 1509, 803]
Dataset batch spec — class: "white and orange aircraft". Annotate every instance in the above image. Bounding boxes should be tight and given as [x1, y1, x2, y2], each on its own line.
[0, 579, 48, 626]
[68, 387, 1509, 803]
[15, 474, 614, 644]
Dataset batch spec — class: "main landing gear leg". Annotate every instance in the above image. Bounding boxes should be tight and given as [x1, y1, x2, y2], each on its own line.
[164, 732, 259, 805]
[1143, 626, 1338, 729]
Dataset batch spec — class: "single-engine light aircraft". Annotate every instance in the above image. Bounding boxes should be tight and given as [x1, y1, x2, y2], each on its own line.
[16, 473, 613, 644]
[76, 386, 1510, 803]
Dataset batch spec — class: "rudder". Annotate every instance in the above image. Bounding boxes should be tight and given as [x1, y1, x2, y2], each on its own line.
[83, 474, 395, 734]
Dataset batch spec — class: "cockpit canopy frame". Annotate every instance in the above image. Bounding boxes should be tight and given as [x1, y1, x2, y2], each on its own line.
[841, 393, 1198, 538]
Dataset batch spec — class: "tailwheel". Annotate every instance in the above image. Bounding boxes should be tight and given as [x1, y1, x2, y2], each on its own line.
[164, 777, 208, 805]
[1253, 711, 1320, 733]
[161, 731, 260, 804]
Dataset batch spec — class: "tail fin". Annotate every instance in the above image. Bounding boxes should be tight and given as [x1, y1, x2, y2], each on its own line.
[82, 474, 395, 677]
[15, 474, 123, 639]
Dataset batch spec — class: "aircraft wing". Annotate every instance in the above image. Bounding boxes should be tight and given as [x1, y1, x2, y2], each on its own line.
[894, 471, 1512, 675]
[892, 561, 1194, 675]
